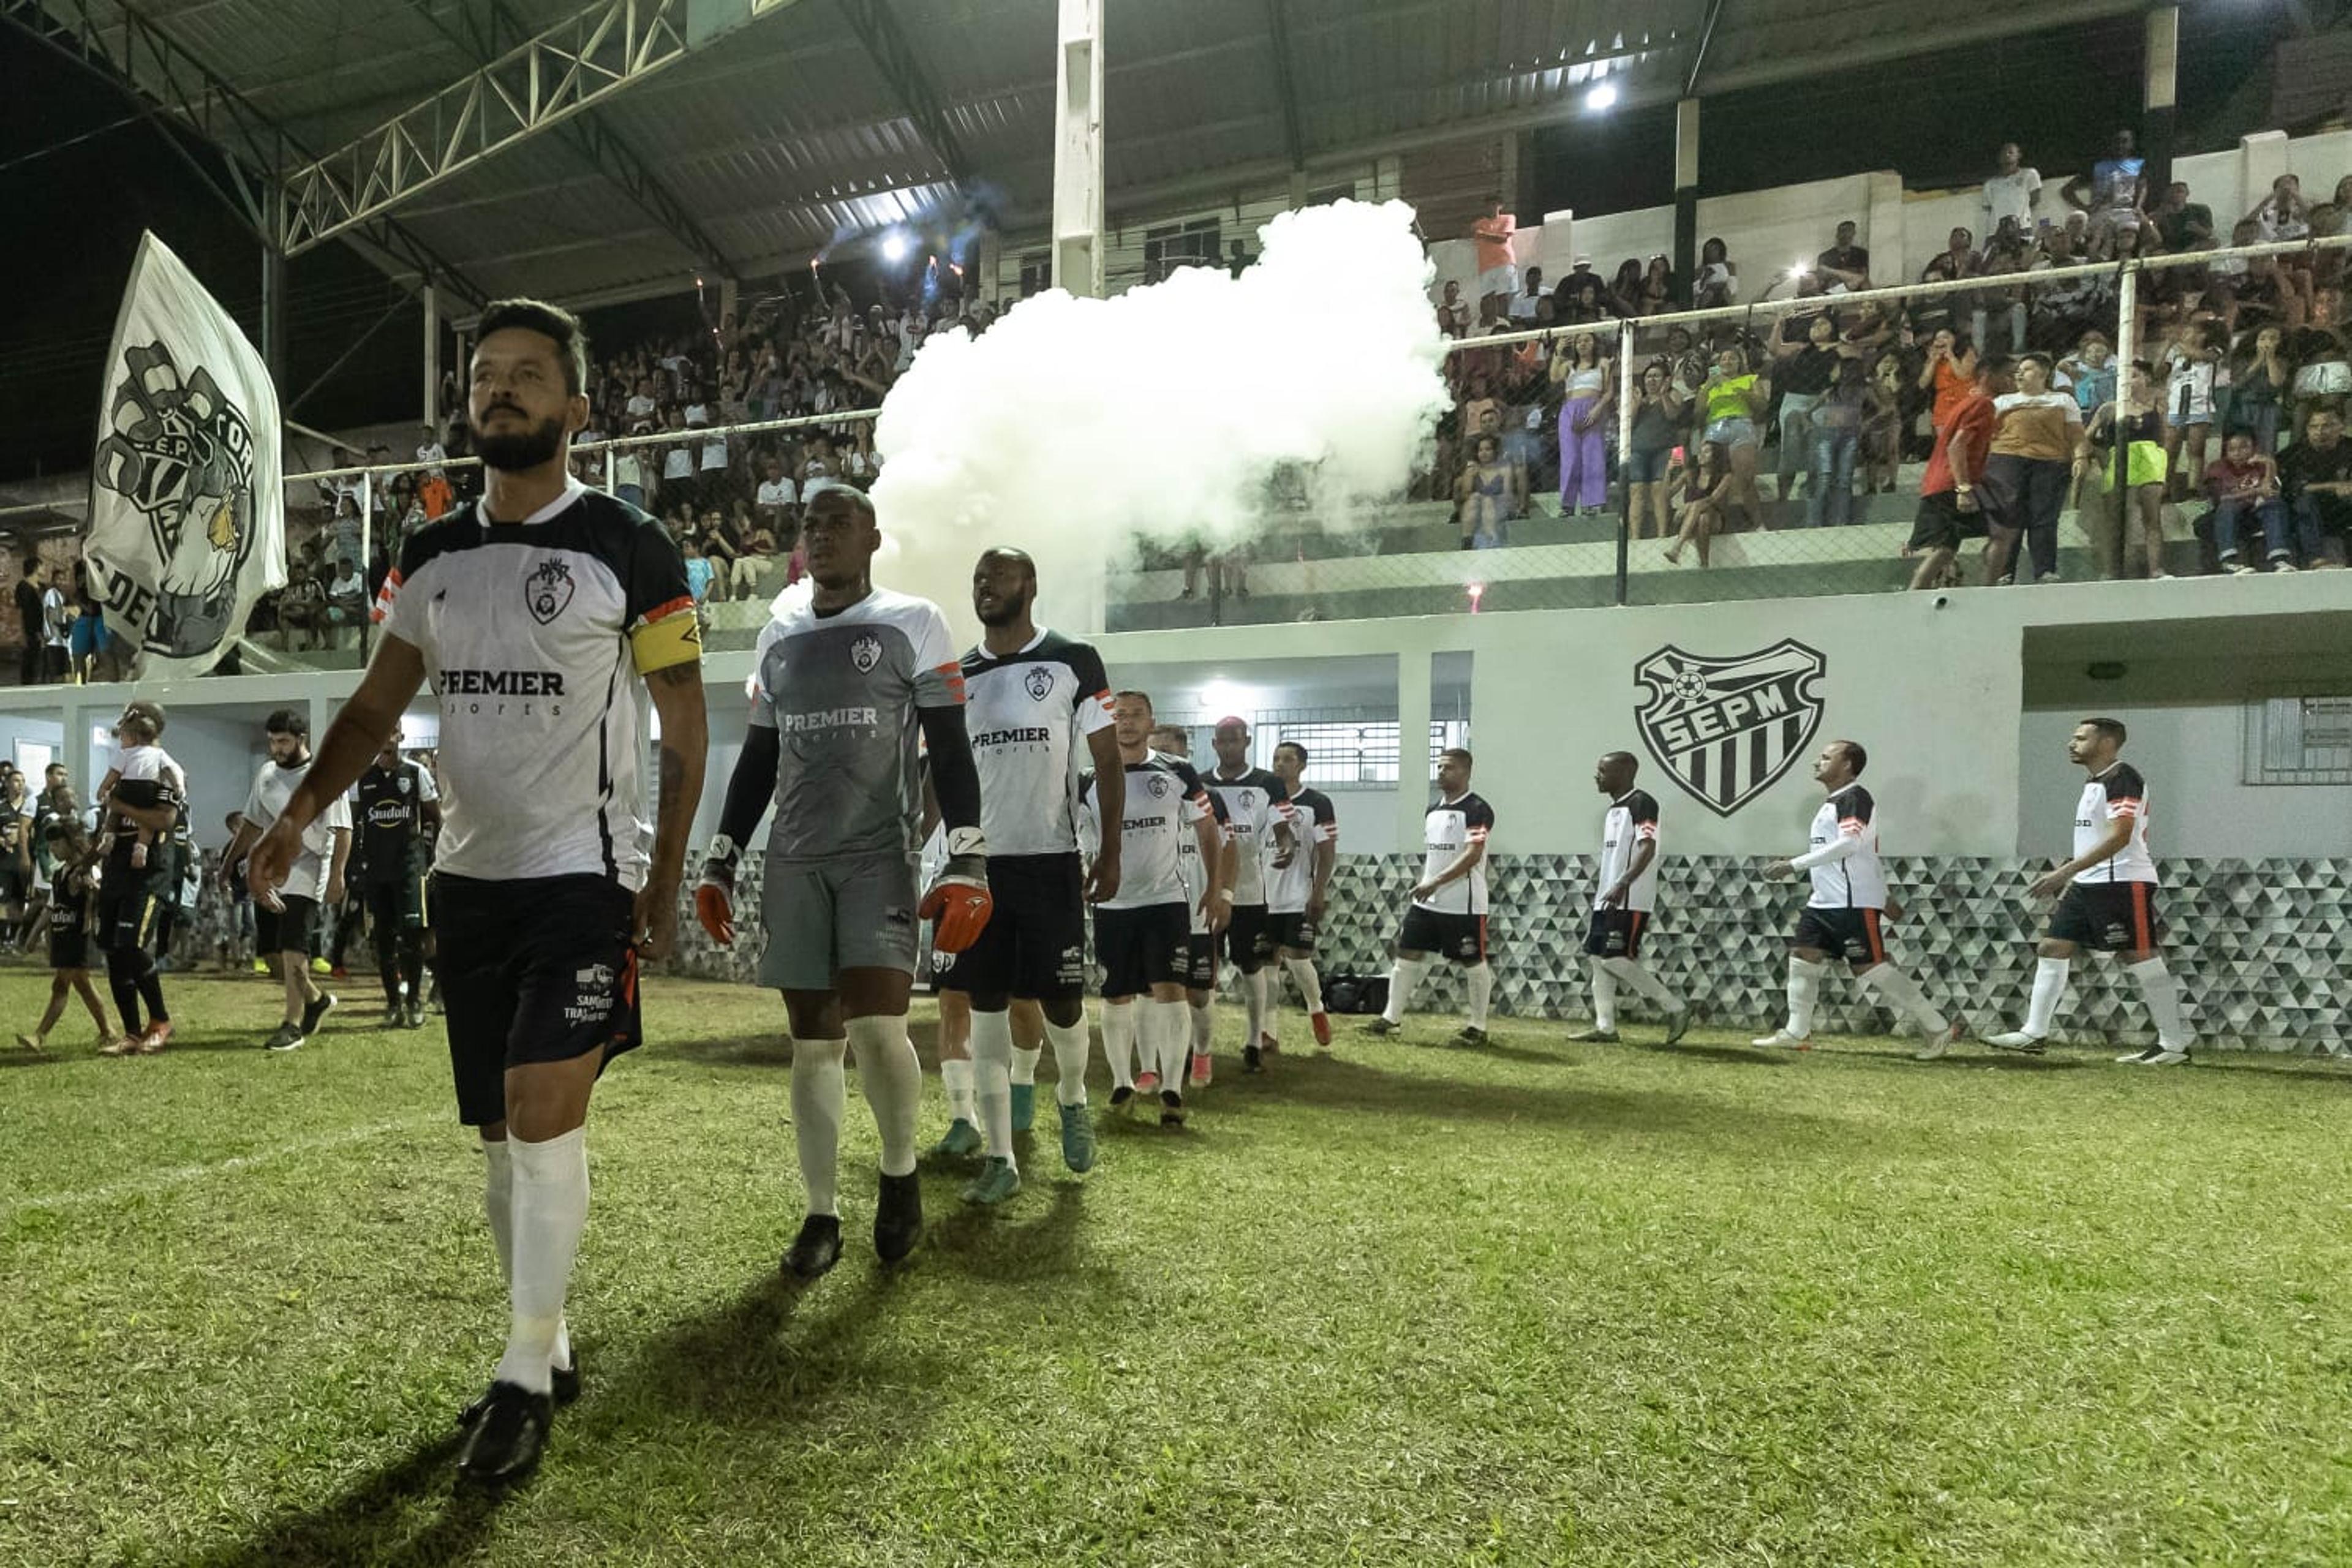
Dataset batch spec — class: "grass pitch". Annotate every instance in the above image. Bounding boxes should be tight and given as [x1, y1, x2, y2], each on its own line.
[2, 968, 2349, 1567]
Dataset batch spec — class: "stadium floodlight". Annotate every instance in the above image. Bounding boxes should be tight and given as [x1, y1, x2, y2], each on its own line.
[881, 231, 911, 263]
[1585, 83, 1618, 112]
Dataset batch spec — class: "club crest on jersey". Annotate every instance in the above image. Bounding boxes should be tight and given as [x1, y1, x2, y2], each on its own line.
[1634, 639, 1826, 817]
[1024, 665, 1054, 701]
[850, 633, 883, 674]
[525, 559, 574, 625]
[1145, 772, 1171, 799]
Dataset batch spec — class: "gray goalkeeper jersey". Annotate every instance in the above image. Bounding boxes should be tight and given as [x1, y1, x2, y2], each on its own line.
[748, 586, 963, 863]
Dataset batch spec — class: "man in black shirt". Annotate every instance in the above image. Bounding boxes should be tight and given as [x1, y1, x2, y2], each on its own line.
[2278, 407, 2352, 567]
[352, 733, 440, 1027]
[13, 557, 45, 688]
[1553, 257, 1610, 324]
[1817, 221, 1871, 291]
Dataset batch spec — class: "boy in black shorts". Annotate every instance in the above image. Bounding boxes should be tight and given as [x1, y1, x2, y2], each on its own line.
[17, 820, 107, 1051]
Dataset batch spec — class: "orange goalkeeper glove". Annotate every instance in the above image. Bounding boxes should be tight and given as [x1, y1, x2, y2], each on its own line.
[918, 828, 993, 952]
[695, 834, 741, 947]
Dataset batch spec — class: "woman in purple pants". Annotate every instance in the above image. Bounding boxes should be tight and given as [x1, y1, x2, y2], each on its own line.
[1551, 332, 1616, 514]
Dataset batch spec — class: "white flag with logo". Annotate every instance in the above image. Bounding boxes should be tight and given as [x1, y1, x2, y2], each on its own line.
[86, 231, 285, 677]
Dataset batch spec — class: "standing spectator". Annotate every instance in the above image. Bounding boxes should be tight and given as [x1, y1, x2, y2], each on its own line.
[842, 424, 883, 488]
[1863, 352, 1905, 494]
[696, 409, 731, 505]
[68, 562, 109, 684]
[1471, 203, 1518, 324]
[2150, 182, 2215, 252]
[660, 407, 695, 511]
[1550, 333, 1614, 516]
[1624, 363, 1683, 540]
[1436, 279, 1472, 337]
[611, 424, 650, 510]
[1905, 356, 2002, 591]
[14, 557, 46, 687]
[1226, 239, 1253, 279]
[1509, 266, 1546, 323]
[1698, 346, 1768, 532]
[1913, 228, 1979, 342]
[1807, 356, 1871, 529]
[1553, 257, 1608, 324]
[1983, 353, 2087, 584]
[1771, 313, 1845, 503]
[2086, 361, 2172, 579]
[2203, 429, 2295, 573]
[1815, 221, 1870, 292]
[40, 567, 69, 683]
[1919, 328, 1981, 432]
[1983, 143, 2045, 238]
[2064, 129, 2148, 248]
[2230, 326, 2292, 454]
[2161, 321, 2224, 502]
[754, 455, 798, 537]
[324, 556, 368, 648]
[2278, 407, 2352, 568]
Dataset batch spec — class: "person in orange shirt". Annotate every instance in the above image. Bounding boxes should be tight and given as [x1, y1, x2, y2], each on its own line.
[1471, 203, 1517, 325]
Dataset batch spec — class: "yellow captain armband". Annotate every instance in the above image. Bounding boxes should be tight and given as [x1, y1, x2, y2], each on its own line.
[630, 598, 704, 674]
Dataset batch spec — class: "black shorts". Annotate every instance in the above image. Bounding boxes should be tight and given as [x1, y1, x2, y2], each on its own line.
[1092, 902, 1191, 999]
[2048, 881, 2161, 952]
[938, 853, 1087, 1000]
[433, 872, 642, 1128]
[362, 867, 431, 933]
[1793, 906, 1888, 967]
[1583, 907, 1650, 959]
[0, 867, 25, 907]
[1218, 902, 1273, 973]
[1398, 905, 1487, 965]
[49, 924, 88, 971]
[255, 895, 320, 957]
[1265, 910, 1318, 956]
[97, 875, 170, 956]
[1907, 490, 1988, 552]
[1185, 932, 1216, 990]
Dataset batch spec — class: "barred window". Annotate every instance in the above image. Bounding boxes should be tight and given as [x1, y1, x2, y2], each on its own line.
[2244, 696, 2352, 785]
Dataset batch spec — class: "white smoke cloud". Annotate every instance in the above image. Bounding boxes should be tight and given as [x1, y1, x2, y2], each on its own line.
[865, 198, 1451, 638]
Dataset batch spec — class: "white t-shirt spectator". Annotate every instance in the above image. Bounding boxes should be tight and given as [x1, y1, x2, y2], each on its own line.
[683, 401, 712, 427]
[801, 456, 834, 484]
[663, 443, 695, 481]
[843, 447, 881, 484]
[41, 585, 68, 648]
[416, 439, 447, 477]
[625, 392, 657, 420]
[612, 448, 646, 489]
[699, 431, 729, 472]
[756, 475, 799, 511]
[1983, 167, 2043, 233]
[244, 758, 350, 903]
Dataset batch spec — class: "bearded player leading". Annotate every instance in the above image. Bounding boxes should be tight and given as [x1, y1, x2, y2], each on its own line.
[1566, 752, 1691, 1044]
[1749, 741, 1967, 1057]
[1987, 717, 2193, 1064]
[1366, 748, 1496, 1044]
[1204, 718, 1297, 1074]
[250, 298, 709, 1483]
[931, 547, 1121, 1204]
[696, 484, 992, 1281]
[1262, 739, 1337, 1052]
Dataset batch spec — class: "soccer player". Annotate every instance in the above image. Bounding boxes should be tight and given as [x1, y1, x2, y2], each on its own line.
[1150, 723, 1234, 1086]
[696, 483, 991, 1279]
[352, 731, 440, 1028]
[249, 298, 709, 1483]
[930, 546, 1121, 1204]
[1084, 693, 1221, 1124]
[1204, 718, 1297, 1073]
[1750, 740, 1966, 1057]
[222, 710, 352, 1051]
[1264, 740, 1337, 1051]
[1567, 752, 1691, 1044]
[1988, 717, 2192, 1063]
[1366, 748, 1496, 1044]
[89, 701, 186, 1056]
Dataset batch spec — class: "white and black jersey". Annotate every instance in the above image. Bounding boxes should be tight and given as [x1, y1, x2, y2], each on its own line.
[1205, 766, 1295, 907]
[373, 475, 701, 891]
[959, 628, 1113, 858]
[1803, 784, 1887, 910]
[1595, 789, 1662, 913]
[243, 758, 353, 903]
[1265, 787, 1336, 916]
[2074, 763, 2157, 883]
[1080, 756, 1210, 910]
[1415, 792, 1494, 914]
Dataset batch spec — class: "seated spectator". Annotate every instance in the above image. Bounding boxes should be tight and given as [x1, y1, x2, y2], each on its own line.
[754, 456, 798, 533]
[277, 568, 326, 652]
[1509, 266, 1546, 323]
[699, 507, 740, 603]
[2203, 429, 2294, 573]
[2278, 407, 2352, 568]
[1553, 257, 1609, 323]
[1912, 228, 1978, 341]
[1815, 221, 1870, 292]
[1983, 143, 2044, 239]
[323, 555, 367, 644]
[2248, 173, 2311, 243]
[2063, 128, 2148, 249]
[1454, 434, 1517, 549]
[1607, 259, 1645, 318]
[1638, 255, 1676, 315]
[731, 510, 780, 600]
[1693, 238, 1738, 309]
[2150, 182, 2215, 252]
[1436, 279, 1472, 338]
[1664, 443, 1732, 567]
[682, 537, 715, 607]
[2058, 331, 2117, 419]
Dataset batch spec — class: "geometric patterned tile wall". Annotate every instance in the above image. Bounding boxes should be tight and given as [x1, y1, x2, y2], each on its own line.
[655, 854, 2352, 1053]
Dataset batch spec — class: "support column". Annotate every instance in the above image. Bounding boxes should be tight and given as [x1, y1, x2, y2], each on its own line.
[717, 277, 741, 330]
[421, 285, 440, 430]
[1051, 0, 1105, 298]
[1673, 97, 1700, 307]
[260, 190, 289, 391]
[2143, 6, 2179, 192]
[1394, 653, 1433, 854]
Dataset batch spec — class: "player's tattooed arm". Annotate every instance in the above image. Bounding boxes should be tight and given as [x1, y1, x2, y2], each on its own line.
[643, 661, 709, 889]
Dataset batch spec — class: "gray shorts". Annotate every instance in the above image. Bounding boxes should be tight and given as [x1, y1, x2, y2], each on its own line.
[758, 851, 921, 992]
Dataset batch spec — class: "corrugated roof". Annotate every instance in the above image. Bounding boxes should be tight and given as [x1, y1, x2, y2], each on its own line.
[43, 0, 2148, 306]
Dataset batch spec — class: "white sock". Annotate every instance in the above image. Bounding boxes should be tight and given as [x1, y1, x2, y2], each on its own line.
[969, 1008, 1017, 1167]
[1243, 966, 1270, 1046]
[1588, 959, 1619, 1030]
[2024, 956, 2071, 1037]
[1150, 997, 1191, 1085]
[791, 1038, 848, 1216]
[2127, 956, 2190, 1049]
[1189, 997, 1212, 1064]
[1383, 955, 1433, 1023]
[1103, 1000, 1137, 1088]
[1465, 962, 1494, 1030]
[1785, 956, 1826, 1038]
[492, 1125, 589, 1395]
[1601, 955, 1683, 1014]
[1284, 956, 1324, 1016]
[940, 1057, 976, 1126]
[1010, 1045, 1042, 1086]
[847, 1014, 922, 1178]
[1860, 963, 1947, 1037]
[481, 1136, 514, 1283]
[1044, 1015, 1090, 1107]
